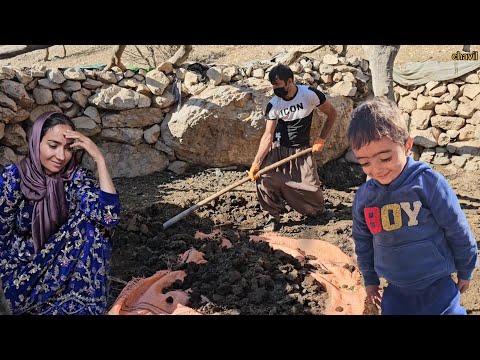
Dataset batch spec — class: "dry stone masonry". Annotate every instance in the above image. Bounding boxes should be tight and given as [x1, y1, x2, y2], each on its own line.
[393, 74, 480, 172]
[3, 52, 476, 177]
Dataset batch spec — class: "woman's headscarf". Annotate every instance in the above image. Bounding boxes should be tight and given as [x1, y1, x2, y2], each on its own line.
[18, 112, 78, 253]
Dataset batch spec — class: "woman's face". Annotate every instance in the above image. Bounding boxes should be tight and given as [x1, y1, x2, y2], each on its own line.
[39, 124, 75, 175]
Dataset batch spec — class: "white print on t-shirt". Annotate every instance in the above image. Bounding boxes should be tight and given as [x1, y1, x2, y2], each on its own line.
[273, 132, 281, 148]
[363, 200, 422, 233]
[267, 86, 321, 122]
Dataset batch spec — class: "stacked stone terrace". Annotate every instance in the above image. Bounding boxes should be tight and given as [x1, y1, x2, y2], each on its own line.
[0, 53, 369, 177]
[395, 73, 480, 172]
[1, 52, 478, 177]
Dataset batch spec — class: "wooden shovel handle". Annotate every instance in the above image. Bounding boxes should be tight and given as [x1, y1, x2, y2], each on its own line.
[162, 147, 313, 229]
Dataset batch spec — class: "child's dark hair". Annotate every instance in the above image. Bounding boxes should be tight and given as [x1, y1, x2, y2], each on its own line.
[347, 96, 410, 150]
[268, 63, 294, 84]
[40, 113, 75, 141]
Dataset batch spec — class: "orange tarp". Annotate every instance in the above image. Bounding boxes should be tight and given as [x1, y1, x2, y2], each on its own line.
[108, 231, 368, 315]
[250, 233, 367, 315]
[108, 270, 201, 315]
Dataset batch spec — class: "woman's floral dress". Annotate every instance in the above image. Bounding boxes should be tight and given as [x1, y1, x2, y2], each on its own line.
[0, 164, 120, 315]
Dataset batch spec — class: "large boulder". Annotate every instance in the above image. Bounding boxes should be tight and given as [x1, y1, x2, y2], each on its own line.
[162, 78, 353, 167]
[161, 78, 270, 167]
[311, 95, 354, 166]
[82, 142, 169, 178]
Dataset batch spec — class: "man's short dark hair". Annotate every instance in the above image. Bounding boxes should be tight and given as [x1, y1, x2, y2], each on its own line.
[268, 63, 294, 84]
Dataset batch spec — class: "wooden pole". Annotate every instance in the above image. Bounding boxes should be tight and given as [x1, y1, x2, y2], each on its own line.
[162, 147, 313, 229]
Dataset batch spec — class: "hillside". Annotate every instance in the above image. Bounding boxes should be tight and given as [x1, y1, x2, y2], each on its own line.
[1, 45, 478, 69]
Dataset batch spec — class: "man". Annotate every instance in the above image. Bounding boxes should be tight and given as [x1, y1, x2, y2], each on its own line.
[249, 63, 337, 231]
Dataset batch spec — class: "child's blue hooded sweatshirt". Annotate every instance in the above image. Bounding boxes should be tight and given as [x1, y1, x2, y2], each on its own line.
[352, 157, 478, 290]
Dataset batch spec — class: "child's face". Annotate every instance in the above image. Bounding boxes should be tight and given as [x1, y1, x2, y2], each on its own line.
[353, 137, 413, 185]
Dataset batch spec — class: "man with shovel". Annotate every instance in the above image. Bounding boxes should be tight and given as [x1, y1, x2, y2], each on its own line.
[248, 63, 337, 231]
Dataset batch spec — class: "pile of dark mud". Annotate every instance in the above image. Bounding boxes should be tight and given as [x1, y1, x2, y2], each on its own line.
[109, 222, 328, 314]
[108, 159, 366, 314]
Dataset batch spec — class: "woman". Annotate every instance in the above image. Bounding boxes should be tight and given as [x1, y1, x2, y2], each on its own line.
[0, 279, 10, 315]
[0, 112, 120, 315]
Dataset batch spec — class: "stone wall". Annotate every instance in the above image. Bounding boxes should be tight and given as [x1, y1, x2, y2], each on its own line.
[1, 54, 369, 177]
[394, 75, 480, 171]
[344, 73, 480, 171]
[4, 53, 479, 177]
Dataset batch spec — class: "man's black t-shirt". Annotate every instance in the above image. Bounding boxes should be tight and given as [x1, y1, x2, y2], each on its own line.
[265, 85, 326, 147]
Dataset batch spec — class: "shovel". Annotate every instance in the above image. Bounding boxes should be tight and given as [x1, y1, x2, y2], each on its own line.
[162, 147, 313, 229]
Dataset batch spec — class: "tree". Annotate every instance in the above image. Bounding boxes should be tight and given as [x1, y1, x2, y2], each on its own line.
[362, 45, 401, 101]
[44, 45, 66, 61]
[105, 45, 127, 71]
[167, 45, 193, 67]
[0, 45, 53, 60]
[105, 45, 193, 71]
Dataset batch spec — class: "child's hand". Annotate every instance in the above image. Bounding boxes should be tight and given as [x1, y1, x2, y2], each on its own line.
[366, 285, 382, 307]
[456, 279, 470, 294]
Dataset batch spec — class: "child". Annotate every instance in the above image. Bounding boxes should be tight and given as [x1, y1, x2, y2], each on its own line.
[347, 97, 478, 315]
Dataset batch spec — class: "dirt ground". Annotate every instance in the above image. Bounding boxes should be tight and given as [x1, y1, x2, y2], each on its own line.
[108, 160, 363, 314]
[109, 159, 480, 315]
[1, 45, 479, 69]
[2, 45, 479, 314]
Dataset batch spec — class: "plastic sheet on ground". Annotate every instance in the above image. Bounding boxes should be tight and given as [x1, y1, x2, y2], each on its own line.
[108, 270, 202, 315]
[393, 60, 480, 86]
[251, 233, 367, 315]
